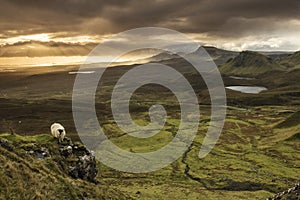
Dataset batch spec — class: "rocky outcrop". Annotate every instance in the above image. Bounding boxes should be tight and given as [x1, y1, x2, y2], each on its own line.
[23, 137, 98, 182]
[68, 154, 98, 182]
[59, 138, 98, 182]
[0, 134, 133, 200]
[59, 140, 98, 182]
[27, 145, 50, 159]
[0, 138, 13, 151]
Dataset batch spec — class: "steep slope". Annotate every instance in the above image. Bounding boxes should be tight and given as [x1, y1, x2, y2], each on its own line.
[0, 134, 132, 200]
[219, 51, 285, 76]
[276, 111, 300, 129]
[202, 46, 239, 65]
[279, 51, 300, 69]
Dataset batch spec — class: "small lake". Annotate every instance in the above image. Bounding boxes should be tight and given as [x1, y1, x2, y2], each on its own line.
[68, 71, 95, 74]
[226, 86, 267, 94]
[229, 76, 255, 80]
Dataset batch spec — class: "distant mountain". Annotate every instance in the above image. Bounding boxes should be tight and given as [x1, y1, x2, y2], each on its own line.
[146, 46, 238, 65]
[279, 51, 300, 69]
[0, 41, 96, 57]
[219, 51, 285, 76]
[1, 41, 298, 75]
[143, 51, 180, 62]
[259, 51, 292, 60]
[202, 46, 239, 65]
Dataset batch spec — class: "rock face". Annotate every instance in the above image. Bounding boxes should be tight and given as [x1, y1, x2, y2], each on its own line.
[58, 138, 98, 182]
[69, 154, 98, 182]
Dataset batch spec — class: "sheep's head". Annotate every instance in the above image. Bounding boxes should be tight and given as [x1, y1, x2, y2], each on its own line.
[58, 129, 65, 136]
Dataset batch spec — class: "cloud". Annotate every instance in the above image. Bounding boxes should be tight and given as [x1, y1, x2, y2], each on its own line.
[0, 0, 299, 50]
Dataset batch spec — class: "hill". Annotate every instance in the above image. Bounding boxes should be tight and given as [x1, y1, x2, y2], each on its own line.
[0, 64, 299, 199]
[219, 51, 284, 76]
[202, 46, 239, 65]
[143, 46, 238, 66]
[279, 51, 300, 69]
[145, 51, 180, 62]
[259, 51, 292, 60]
[0, 134, 131, 200]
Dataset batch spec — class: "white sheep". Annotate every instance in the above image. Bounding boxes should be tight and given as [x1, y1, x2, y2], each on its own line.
[51, 123, 66, 143]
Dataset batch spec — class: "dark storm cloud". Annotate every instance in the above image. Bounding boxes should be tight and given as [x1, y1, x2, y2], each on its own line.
[0, 0, 300, 38]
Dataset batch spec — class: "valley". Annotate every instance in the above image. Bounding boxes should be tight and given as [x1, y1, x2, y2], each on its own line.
[0, 47, 299, 199]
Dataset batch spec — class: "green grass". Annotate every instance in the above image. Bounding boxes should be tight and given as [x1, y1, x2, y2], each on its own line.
[275, 111, 300, 128]
[1, 104, 300, 199]
[1, 62, 300, 199]
[219, 51, 284, 76]
[93, 105, 299, 199]
[0, 133, 132, 200]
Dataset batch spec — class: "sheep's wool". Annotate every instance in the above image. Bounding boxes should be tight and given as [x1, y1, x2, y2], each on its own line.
[51, 123, 66, 142]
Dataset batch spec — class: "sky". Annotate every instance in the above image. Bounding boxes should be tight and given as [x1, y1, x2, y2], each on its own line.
[0, 0, 300, 52]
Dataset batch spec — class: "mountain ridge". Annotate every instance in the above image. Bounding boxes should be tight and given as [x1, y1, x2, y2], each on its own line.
[219, 51, 285, 76]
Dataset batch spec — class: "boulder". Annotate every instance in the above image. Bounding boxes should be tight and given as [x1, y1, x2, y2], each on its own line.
[69, 152, 98, 182]
[0, 138, 13, 152]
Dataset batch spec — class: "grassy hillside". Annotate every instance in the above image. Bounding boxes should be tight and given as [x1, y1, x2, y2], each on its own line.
[0, 48, 300, 199]
[1, 104, 299, 199]
[0, 134, 131, 200]
[219, 51, 284, 76]
[100, 105, 299, 199]
[202, 46, 239, 65]
[279, 51, 300, 69]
